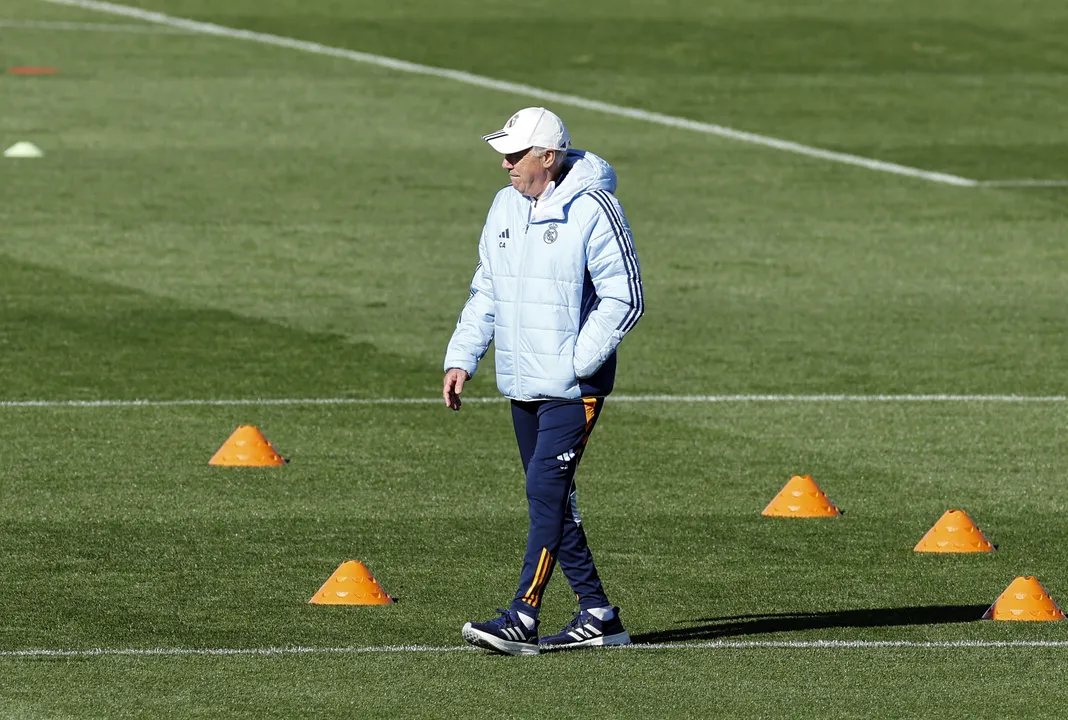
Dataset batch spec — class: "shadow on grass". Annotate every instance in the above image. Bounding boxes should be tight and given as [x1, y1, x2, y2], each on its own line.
[631, 605, 989, 643]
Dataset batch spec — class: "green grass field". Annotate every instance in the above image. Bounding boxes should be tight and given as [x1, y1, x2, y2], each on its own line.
[2, 0, 1068, 716]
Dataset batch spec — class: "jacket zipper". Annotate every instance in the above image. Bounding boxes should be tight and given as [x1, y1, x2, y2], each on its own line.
[514, 202, 532, 398]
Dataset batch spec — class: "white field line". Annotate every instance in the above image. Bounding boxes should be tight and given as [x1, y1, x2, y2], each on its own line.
[0, 18, 188, 32]
[4, 640, 1068, 659]
[36, 0, 980, 188]
[0, 394, 1065, 409]
[978, 180, 1068, 188]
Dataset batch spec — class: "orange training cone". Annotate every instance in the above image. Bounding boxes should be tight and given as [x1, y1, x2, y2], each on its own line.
[762, 475, 840, 517]
[913, 509, 994, 553]
[309, 561, 394, 605]
[209, 425, 285, 466]
[983, 576, 1064, 621]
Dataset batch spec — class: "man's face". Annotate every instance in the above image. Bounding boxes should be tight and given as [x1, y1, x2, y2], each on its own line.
[502, 147, 555, 198]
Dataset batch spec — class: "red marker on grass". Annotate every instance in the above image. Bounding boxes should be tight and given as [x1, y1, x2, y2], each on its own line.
[8, 66, 60, 75]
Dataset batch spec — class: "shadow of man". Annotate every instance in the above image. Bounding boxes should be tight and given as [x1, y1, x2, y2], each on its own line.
[631, 605, 989, 644]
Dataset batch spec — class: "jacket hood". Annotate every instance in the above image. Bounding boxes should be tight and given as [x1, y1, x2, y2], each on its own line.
[529, 149, 617, 222]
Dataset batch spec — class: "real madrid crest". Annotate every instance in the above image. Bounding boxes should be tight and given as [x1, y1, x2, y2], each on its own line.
[543, 223, 559, 244]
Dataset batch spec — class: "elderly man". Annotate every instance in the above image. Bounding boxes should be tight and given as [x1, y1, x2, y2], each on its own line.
[443, 107, 644, 655]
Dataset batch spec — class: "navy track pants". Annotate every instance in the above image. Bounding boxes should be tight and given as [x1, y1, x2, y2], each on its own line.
[509, 397, 611, 616]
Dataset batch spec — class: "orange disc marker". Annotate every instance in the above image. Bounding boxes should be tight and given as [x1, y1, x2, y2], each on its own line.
[209, 425, 285, 466]
[983, 576, 1064, 621]
[762, 475, 840, 517]
[913, 509, 994, 553]
[309, 561, 394, 605]
[8, 66, 60, 75]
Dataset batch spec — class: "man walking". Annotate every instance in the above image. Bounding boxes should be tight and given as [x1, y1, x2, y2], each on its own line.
[443, 107, 644, 655]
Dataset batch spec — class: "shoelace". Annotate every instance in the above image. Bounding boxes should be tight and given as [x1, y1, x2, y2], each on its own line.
[492, 608, 520, 630]
[562, 611, 586, 632]
[489, 608, 538, 639]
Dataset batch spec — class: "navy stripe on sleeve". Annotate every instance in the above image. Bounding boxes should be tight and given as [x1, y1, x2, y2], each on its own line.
[589, 191, 641, 332]
[589, 190, 644, 333]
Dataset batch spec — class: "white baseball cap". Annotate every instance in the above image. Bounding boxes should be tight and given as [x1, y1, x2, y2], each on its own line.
[482, 107, 570, 154]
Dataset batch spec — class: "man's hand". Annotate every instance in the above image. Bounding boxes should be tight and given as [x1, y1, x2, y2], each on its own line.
[443, 368, 471, 411]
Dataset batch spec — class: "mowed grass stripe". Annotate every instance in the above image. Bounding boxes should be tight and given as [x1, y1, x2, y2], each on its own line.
[37, 0, 979, 186]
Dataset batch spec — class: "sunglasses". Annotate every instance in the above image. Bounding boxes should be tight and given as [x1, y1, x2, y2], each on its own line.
[504, 148, 533, 165]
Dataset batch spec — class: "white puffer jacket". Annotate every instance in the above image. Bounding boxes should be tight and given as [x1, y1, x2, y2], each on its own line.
[444, 150, 644, 401]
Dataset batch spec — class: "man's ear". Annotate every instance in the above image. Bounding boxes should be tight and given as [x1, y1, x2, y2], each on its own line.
[541, 150, 557, 169]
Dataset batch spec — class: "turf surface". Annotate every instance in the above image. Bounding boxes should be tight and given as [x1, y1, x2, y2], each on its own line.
[1, 0, 1067, 716]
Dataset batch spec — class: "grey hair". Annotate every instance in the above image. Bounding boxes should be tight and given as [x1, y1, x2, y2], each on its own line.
[531, 146, 568, 170]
